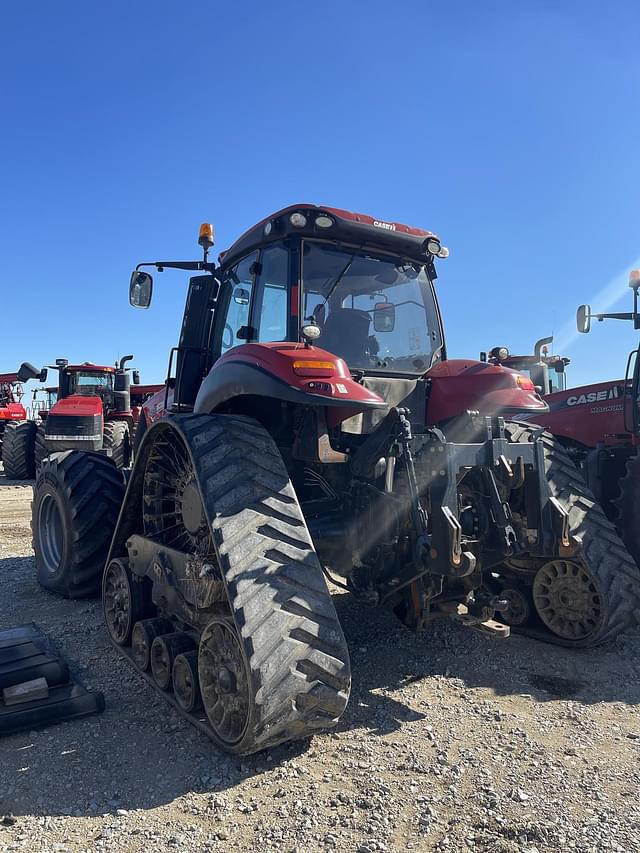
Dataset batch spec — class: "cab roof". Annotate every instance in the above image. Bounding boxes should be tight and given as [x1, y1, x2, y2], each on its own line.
[219, 204, 441, 270]
[64, 364, 115, 373]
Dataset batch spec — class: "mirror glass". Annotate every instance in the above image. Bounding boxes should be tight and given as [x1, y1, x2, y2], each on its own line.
[233, 287, 250, 305]
[129, 271, 153, 308]
[373, 302, 396, 333]
[576, 304, 591, 334]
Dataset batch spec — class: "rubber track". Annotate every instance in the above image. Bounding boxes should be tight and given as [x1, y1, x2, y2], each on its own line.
[32, 451, 124, 597]
[180, 413, 351, 751]
[505, 422, 640, 647]
[612, 449, 640, 571]
[2, 421, 36, 480]
[110, 414, 351, 753]
[102, 421, 130, 469]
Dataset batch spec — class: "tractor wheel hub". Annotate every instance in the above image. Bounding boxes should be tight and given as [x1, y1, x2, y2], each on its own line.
[181, 479, 204, 534]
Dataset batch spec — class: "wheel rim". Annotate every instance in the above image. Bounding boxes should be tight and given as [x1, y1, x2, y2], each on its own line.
[199, 620, 250, 747]
[533, 559, 602, 640]
[103, 560, 133, 645]
[500, 588, 530, 627]
[37, 493, 64, 576]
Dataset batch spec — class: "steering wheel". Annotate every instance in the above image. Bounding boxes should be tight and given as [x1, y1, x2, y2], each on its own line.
[222, 323, 234, 350]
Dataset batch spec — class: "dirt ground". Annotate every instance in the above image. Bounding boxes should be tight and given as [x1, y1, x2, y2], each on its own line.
[0, 468, 639, 853]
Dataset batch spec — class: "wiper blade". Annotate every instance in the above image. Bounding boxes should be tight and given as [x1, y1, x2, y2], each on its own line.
[312, 254, 356, 321]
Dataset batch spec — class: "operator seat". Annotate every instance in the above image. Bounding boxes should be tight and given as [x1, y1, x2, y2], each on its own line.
[318, 307, 371, 365]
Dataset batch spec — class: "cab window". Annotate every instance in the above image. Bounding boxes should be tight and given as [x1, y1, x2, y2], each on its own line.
[221, 252, 258, 354]
[254, 245, 289, 343]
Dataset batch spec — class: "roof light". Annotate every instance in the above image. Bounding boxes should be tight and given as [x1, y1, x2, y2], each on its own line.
[301, 323, 322, 341]
[264, 221, 273, 236]
[437, 246, 449, 259]
[198, 223, 215, 249]
[315, 214, 334, 228]
[489, 346, 509, 360]
[290, 212, 308, 228]
[425, 238, 441, 255]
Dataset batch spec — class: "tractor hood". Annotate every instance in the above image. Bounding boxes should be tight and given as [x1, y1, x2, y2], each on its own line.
[426, 359, 548, 424]
[519, 378, 628, 447]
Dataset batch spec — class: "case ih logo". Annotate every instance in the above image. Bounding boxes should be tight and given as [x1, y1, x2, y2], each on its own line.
[373, 220, 396, 231]
[566, 386, 621, 406]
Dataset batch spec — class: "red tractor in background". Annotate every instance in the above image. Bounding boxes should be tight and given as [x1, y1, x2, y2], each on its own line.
[0, 372, 28, 462]
[32, 205, 640, 754]
[2, 357, 141, 479]
[486, 271, 640, 581]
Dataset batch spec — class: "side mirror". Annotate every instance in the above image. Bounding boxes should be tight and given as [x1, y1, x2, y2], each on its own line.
[373, 302, 396, 333]
[233, 287, 250, 305]
[132, 370, 140, 385]
[576, 304, 591, 334]
[17, 362, 47, 383]
[129, 271, 153, 308]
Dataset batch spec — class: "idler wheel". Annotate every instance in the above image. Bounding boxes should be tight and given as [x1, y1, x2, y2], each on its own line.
[199, 618, 251, 750]
[533, 559, 602, 641]
[103, 558, 149, 646]
[499, 587, 531, 628]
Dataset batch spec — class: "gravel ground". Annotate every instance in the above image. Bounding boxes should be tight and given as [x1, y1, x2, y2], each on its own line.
[1, 468, 640, 853]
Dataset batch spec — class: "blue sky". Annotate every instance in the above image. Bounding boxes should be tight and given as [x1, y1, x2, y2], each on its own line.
[2, 1, 639, 389]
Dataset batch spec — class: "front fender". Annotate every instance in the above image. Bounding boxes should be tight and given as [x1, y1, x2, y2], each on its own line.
[194, 358, 385, 415]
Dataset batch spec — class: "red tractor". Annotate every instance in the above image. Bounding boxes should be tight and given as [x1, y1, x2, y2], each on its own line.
[488, 272, 640, 575]
[32, 205, 640, 754]
[0, 372, 28, 464]
[3, 357, 140, 479]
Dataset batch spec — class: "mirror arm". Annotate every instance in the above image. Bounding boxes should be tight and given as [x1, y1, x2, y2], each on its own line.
[592, 312, 635, 322]
[135, 260, 217, 274]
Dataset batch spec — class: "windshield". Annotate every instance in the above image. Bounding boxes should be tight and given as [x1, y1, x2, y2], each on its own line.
[68, 371, 114, 395]
[302, 243, 443, 374]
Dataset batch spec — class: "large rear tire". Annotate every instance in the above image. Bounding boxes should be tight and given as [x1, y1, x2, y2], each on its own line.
[32, 451, 124, 597]
[2, 421, 36, 480]
[34, 422, 48, 472]
[499, 423, 640, 647]
[103, 420, 131, 469]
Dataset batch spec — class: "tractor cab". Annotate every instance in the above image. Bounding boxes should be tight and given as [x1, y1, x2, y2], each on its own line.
[0, 373, 25, 410]
[483, 337, 570, 396]
[31, 386, 58, 420]
[0, 373, 28, 457]
[131, 205, 547, 431]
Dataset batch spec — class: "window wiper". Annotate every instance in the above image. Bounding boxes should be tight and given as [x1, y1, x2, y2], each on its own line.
[311, 254, 356, 321]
